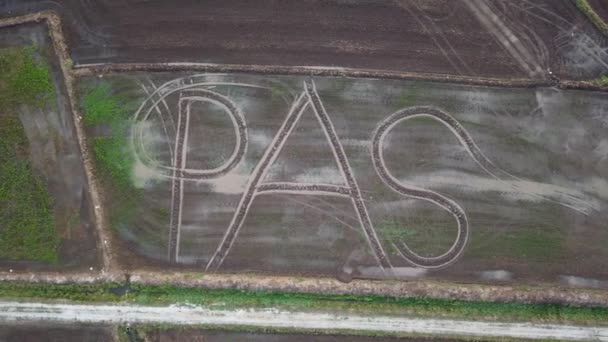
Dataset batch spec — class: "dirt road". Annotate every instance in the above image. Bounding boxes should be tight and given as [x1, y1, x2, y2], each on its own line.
[0, 301, 606, 341]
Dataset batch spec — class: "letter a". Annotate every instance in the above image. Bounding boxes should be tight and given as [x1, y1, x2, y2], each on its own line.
[206, 79, 392, 271]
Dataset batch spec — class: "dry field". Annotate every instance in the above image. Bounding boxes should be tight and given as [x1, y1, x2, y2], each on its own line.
[140, 328, 466, 342]
[589, 0, 608, 22]
[0, 322, 113, 342]
[2, 0, 607, 80]
[79, 72, 608, 287]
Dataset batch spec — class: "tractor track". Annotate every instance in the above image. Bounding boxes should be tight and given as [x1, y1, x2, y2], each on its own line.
[0, 10, 607, 310]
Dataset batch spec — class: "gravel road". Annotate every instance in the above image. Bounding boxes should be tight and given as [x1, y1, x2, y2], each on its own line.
[0, 301, 606, 341]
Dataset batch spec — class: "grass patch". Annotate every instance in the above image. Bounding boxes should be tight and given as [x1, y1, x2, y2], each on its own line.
[468, 204, 566, 263]
[0, 281, 607, 326]
[500, 229, 564, 261]
[81, 80, 141, 231]
[377, 216, 456, 257]
[395, 84, 420, 109]
[594, 75, 608, 86]
[574, 0, 608, 36]
[0, 46, 55, 110]
[130, 323, 558, 342]
[0, 46, 58, 263]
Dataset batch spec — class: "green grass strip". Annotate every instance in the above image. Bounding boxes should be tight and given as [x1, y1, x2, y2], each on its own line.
[80, 80, 141, 231]
[595, 75, 608, 86]
[574, 0, 608, 36]
[0, 281, 606, 326]
[125, 323, 549, 342]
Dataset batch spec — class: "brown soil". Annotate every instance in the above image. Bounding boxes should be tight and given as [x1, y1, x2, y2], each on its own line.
[143, 328, 471, 342]
[589, 0, 608, 22]
[2, 0, 606, 80]
[0, 323, 114, 342]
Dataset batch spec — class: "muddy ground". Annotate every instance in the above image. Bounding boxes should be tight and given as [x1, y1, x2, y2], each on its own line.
[141, 328, 473, 342]
[0, 24, 100, 271]
[1, 0, 607, 80]
[80, 72, 608, 288]
[590, 0, 608, 22]
[0, 322, 113, 342]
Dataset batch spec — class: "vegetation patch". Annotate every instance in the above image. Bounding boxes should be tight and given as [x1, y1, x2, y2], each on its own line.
[126, 323, 556, 342]
[0, 46, 58, 263]
[0, 47, 55, 109]
[594, 75, 608, 87]
[468, 204, 566, 263]
[81, 80, 141, 231]
[574, 0, 608, 36]
[377, 216, 456, 257]
[0, 281, 607, 326]
[395, 84, 420, 109]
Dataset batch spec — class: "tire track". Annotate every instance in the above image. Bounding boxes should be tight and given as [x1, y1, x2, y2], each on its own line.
[138, 81, 174, 161]
[257, 182, 352, 197]
[167, 96, 189, 263]
[370, 104, 598, 268]
[205, 92, 309, 271]
[165, 89, 248, 262]
[304, 79, 392, 270]
[134, 87, 247, 181]
[465, 0, 545, 79]
[207, 79, 396, 272]
[371, 107, 471, 268]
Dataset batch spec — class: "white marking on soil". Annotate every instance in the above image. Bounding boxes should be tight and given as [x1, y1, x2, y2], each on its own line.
[372, 108, 469, 268]
[129, 121, 167, 187]
[358, 266, 427, 278]
[130, 76, 265, 182]
[135, 91, 247, 179]
[138, 81, 174, 160]
[273, 194, 361, 235]
[168, 98, 188, 263]
[305, 80, 392, 270]
[583, 177, 608, 200]
[405, 170, 601, 214]
[293, 166, 346, 185]
[465, 0, 545, 78]
[197, 172, 250, 194]
[206, 80, 393, 271]
[297, 66, 348, 71]
[248, 131, 273, 148]
[478, 270, 513, 281]
[560, 276, 608, 289]
[0, 302, 606, 341]
[205, 92, 310, 271]
[132, 159, 164, 188]
[257, 183, 352, 198]
[341, 138, 370, 148]
[593, 139, 608, 162]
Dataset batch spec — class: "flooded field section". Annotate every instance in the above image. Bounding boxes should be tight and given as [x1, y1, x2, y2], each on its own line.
[79, 73, 608, 287]
[0, 322, 113, 342]
[0, 24, 100, 271]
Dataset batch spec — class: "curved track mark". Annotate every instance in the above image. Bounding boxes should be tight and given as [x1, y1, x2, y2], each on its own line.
[371, 106, 472, 268]
[205, 93, 309, 271]
[304, 80, 392, 269]
[166, 89, 247, 262]
[133, 87, 247, 181]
